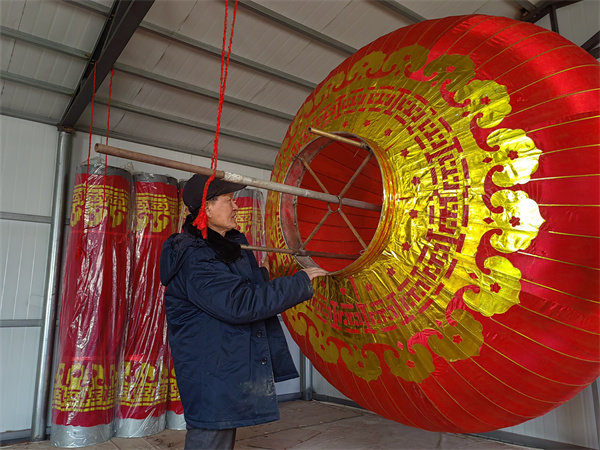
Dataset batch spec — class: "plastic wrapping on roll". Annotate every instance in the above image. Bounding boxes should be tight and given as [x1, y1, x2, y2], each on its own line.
[51, 164, 132, 447]
[165, 179, 187, 430]
[114, 173, 178, 438]
[234, 188, 267, 264]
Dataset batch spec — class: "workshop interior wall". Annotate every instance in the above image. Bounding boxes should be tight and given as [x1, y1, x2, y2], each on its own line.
[0, 115, 597, 449]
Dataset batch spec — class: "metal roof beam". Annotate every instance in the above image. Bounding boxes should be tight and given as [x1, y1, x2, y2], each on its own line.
[237, 0, 357, 55]
[519, 0, 582, 23]
[2, 26, 296, 122]
[0, 108, 59, 127]
[140, 20, 318, 89]
[0, 25, 89, 59]
[114, 63, 295, 121]
[101, 99, 282, 149]
[69, 0, 318, 90]
[1, 71, 74, 96]
[3, 71, 281, 151]
[581, 31, 600, 59]
[376, 0, 426, 23]
[511, 0, 536, 13]
[59, 0, 154, 127]
[0, 105, 275, 170]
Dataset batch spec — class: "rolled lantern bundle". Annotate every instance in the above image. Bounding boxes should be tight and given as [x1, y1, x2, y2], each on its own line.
[115, 173, 178, 437]
[266, 15, 600, 433]
[167, 180, 189, 430]
[167, 178, 187, 430]
[51, 164, 132, 447]
[165, 354, 185, 430]
[234, 188, 267, 263]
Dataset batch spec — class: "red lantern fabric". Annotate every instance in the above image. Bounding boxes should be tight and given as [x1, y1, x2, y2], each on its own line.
[51, 165, 132, 447]
[266, 15, 599, 432]
[234, 188, 267, 264]
[166, 179, 187, 430]
[165, 355, 185, 430]
[114, 174, 178, 437]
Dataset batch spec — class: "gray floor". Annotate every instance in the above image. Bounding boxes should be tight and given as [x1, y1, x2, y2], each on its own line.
[3, 400, 538, 449]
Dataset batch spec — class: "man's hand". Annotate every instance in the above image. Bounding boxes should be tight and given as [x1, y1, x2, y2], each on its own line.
[261, 255, 270, 272]
[301, 267, 329, 280]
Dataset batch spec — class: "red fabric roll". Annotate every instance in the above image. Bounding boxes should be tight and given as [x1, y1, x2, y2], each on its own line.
[166, 180, 187, 428]
[52, 165, 132, 436]
[115, 174, 178, 436]
[234, 188, 267, 264]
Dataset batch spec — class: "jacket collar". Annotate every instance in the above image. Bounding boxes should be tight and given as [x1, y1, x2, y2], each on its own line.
[182, 214, 242, 263]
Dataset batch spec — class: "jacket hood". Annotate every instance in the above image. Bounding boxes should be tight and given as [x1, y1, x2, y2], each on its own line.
[160, 232, 199, 287]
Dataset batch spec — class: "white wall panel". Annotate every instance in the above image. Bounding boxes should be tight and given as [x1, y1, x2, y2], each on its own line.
[0, 115, 57, 435]
[501, 383, 599, 449]
[0, 327, 41, 433]
[313, 369, 351, 403]
[0, 220, 50, 321]
[0, 115, 57, 216]
[311, 368, 599, 448]
[275, 316, 301, 397]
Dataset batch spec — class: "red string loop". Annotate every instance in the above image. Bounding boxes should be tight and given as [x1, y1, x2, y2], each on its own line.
[193, 0, 239, 238]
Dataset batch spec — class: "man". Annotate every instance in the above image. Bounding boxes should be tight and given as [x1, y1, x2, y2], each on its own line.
[160, 174, 327, 449]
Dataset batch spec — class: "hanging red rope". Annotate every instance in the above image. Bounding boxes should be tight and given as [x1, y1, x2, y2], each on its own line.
[77, 61, 98, 258]
[102, 68, 115, 225]
[193, 0, 239, 238]
[105, 68, 115, 166]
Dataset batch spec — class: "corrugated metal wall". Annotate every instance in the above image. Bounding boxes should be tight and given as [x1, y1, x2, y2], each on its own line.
[312, 362, 599, 448]
[0, 114, 294, 438]
[0, 115, 597, 448]
[0, 116, 57, 435]
[500, 383, 599, 448]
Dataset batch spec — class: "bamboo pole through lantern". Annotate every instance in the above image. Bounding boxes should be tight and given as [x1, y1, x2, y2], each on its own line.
[95, 144, 380, 212]
[95, 139, 380, 261]
[242, 245, 358, 260]
[307, 127, 369, 149]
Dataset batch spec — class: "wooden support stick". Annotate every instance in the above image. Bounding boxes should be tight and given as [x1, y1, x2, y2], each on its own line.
[241, 244, 358, 260]
[308, 127, 369, 149]
[95, 143, 381, 212]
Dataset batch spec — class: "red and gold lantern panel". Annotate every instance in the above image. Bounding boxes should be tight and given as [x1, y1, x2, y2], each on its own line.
[266, 15, 600, 433]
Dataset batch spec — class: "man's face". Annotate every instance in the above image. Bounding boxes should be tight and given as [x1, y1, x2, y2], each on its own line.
[206, 192, 238, 235]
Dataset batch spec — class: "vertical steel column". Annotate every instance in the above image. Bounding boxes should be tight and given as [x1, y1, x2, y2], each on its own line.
[30, 129, 73, 441]
[592, 380, 600, 449]
[300, 354, 313, 401]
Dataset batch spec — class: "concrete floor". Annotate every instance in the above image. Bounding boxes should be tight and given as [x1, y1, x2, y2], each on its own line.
[3, 400, 537, 450]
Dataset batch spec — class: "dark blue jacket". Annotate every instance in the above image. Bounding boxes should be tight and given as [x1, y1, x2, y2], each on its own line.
[160, 227, 313, 429]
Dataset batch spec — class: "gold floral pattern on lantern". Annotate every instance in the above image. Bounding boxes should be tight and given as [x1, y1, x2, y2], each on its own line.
[267, 43, 545, 383]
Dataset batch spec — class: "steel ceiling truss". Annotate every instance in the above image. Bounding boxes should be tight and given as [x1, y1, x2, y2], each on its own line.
[2, 0, 597, 171]
[59, 0, 155, 127]
[519, 0, 582, 33]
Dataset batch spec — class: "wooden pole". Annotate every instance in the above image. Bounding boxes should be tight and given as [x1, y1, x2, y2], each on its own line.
[95, 130, 379, 261]
[95, 143, 381, 212]
[308, 127, 369, 149]
[241, 245, 358, 260]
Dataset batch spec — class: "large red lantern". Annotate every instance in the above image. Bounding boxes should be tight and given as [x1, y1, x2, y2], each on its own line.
[266, 15, 599, 432]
